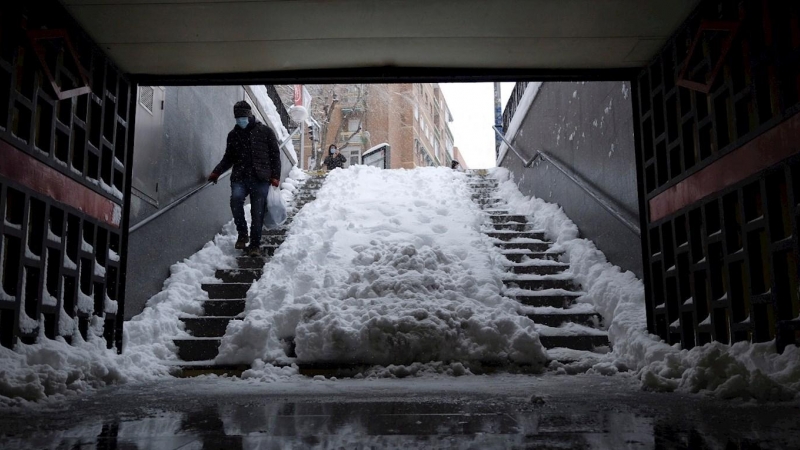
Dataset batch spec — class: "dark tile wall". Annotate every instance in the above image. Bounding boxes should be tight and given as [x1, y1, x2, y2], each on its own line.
[635, 0, 800, 350]
[0, 1, 133, 350]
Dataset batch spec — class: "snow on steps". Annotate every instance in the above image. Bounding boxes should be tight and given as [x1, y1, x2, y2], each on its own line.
[174, 173, 610, 376]
[469, 174, 610, 363]
[170, 175, 326, 376]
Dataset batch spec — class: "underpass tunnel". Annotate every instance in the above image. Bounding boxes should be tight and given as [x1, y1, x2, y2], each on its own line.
[0, 0, 798, 363]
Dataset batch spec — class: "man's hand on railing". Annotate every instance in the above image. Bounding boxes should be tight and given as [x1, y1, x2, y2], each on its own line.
[208, 172, 220, 184]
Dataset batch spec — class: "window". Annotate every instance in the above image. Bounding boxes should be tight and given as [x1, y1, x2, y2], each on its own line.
[414, 105, 419, 121]
[348, 118, 360, 132]
[139, 86, 154, 113]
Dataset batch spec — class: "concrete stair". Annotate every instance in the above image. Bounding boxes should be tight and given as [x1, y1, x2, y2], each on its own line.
[506, 264, 569, 275]
[502, 277, 578, 291]
[487, 231, 545, 241]
[525, 313, 602, 328]
[170, 174, 326, 376]
[495, 242, 553, 252]
[467, 174, 610, 362]
[502, 251, 562, 263]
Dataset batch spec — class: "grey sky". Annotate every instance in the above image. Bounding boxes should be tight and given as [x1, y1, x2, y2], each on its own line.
[440, 82, 515, 169]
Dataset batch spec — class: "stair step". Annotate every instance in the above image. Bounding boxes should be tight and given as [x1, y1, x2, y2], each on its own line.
[503, 278, 578, 291]
[174, 338, 221, 361]
[202, 299, 246, 316]
[215, 269, 262, 283]
[502, 252, 562, 263]
[202, 283, 250, 299]
[236, 256, 267, 269]
[495, 242, 552, 252]
[490, 214, 527, 223]
[491, 223, 531, 231]
[511, 294, 580, 308]
[539, 335, 610, 351]
[526, 313, 602, 328]
[262, 228, 287, 236]
[261, 237, 285, 247]
[181, 317, 240, 337]
[234, 246, 277, 257]
[508, 264, 568, 275]
[488, 231, 545, 241]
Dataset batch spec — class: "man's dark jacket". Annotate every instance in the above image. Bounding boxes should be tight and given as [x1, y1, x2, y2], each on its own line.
[214, 121, 281, 182]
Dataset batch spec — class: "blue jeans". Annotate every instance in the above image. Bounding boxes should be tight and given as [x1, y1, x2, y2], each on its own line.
[230, 178, 270, 248]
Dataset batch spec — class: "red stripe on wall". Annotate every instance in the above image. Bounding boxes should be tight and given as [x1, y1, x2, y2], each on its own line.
[649, 113, 800, 223]
[0, 140, 121, 227]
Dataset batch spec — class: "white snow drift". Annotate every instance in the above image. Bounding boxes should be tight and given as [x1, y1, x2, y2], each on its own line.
[216, 166, 548, 369]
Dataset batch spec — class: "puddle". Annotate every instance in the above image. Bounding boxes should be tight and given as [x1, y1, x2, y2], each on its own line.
[1, 400, 790, 449]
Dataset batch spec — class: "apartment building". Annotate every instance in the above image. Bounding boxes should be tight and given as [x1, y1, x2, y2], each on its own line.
[277, 84, 456, 170]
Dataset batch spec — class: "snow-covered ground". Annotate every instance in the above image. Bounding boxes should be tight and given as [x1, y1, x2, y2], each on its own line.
[2, 165, 798, 406]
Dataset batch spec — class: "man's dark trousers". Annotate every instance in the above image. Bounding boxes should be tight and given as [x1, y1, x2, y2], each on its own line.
[231, 177, 270, 247]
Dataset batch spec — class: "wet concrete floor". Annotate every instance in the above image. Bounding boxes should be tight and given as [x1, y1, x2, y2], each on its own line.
[1, 373, 798, 449]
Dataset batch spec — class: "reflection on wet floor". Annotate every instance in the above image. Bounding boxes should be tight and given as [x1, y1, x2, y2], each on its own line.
[1, 400, 786, 450]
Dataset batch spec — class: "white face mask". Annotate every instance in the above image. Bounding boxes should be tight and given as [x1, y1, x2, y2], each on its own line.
[330, 148, 336, 154]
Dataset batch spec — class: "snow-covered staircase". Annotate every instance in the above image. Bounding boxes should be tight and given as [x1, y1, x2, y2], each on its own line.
[171, 175, 325, 376]
[468, 174, 610, 362]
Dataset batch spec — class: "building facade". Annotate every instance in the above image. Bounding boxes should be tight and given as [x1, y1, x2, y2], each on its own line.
[276, 84, 456, 170]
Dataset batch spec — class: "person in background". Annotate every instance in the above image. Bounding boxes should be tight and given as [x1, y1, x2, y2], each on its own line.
[450, 160, 460, 170]
[208, 101, 281, 257]
[323, 144, 347, 171]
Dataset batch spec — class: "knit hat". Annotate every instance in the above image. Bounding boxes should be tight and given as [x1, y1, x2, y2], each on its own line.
[233, 101, 253, 118]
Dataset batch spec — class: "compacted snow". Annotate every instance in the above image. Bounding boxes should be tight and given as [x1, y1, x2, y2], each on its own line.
[216, 166, 548, 369]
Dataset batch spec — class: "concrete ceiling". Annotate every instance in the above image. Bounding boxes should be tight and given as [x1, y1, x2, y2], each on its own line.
[60, 0, 700, 78]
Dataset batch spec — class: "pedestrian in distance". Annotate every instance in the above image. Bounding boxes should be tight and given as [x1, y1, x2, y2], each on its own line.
[208, 100, 281, 257]
[450, 160, 460, 170]
[323, 144, 347, 171]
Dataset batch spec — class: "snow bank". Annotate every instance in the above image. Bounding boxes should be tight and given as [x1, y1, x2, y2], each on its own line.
[217, 166, 548, 370]
[122, 220, 239, 367]
[0, 319, 154, 406]
[123, 167, 309, 374]
[490, 167, 800, 400]
[1, 168, 308, 403]
[246, 85, 297, 164]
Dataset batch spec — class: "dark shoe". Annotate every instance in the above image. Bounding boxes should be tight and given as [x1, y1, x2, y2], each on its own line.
[235, 235, 249, 250]
[246, 246, 261, 258]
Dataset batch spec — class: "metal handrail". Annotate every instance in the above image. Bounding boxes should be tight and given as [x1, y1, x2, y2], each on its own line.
[129, 170, 231, 233]
[493, 127, 641, 236]
[130, 127, 300, 234]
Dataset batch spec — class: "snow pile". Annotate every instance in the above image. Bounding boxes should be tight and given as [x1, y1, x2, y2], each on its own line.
[124, 167, 309, 368]
[1, 168, 308, 403]
[246, 85, 297, 164]
[122, 221, 238, 365]
[354, 362, 472, 379]
[490, 167, 800, 400]
[0, 320, 152, 406]
[217, 166, 548, 371]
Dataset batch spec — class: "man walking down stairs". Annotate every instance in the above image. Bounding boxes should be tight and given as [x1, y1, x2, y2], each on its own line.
[171, 174, 325, 376]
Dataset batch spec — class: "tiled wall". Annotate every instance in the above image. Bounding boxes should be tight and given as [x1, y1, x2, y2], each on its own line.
[635, 0, 800, 351]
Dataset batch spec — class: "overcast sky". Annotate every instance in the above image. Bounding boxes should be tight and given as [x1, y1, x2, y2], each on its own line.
[440, 82, 515, 169]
